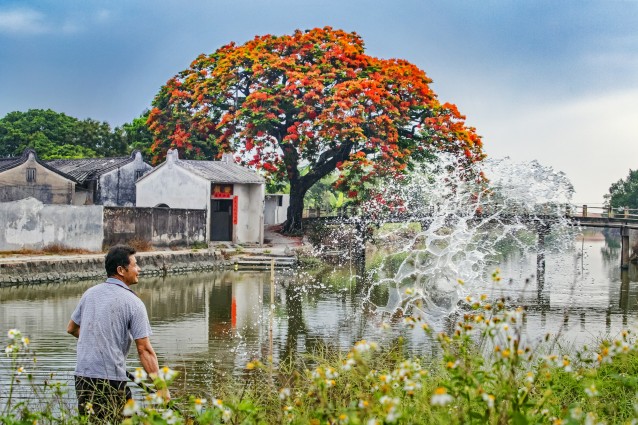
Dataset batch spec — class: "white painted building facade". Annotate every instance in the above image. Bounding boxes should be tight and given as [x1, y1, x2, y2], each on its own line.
[136, 150, 265, 244]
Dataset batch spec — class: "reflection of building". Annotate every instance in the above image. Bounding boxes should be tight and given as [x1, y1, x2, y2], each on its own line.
[136, 150, 265, 244]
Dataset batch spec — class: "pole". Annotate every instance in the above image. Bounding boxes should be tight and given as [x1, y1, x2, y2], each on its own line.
[269, 258, 275, 364]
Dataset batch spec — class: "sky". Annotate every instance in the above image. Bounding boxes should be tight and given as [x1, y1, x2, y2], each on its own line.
[1, 0, 637, 206]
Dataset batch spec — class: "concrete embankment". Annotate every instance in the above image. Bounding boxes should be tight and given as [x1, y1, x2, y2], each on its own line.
[0, 250, 230, 287]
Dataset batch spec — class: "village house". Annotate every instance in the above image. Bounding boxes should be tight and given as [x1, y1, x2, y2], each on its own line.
[264, 194, 290, 225]
[0, 149, 77, 204]
[47, 150, 152, 206]
[136, 149, 265, 244]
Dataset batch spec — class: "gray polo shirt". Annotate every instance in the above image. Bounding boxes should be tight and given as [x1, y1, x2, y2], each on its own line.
[71, 278, 152, 381]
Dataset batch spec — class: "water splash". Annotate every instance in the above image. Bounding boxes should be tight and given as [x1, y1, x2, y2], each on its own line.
[362, 154, 576, 323]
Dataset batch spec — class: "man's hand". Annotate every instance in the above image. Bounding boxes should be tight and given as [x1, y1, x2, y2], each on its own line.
[66, 320, 80, 338]
[157, 387, 171, 402]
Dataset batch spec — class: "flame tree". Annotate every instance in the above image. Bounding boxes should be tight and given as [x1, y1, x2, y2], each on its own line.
[148, 27, 484, 233]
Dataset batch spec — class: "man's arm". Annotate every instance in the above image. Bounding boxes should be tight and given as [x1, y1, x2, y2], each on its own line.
[135, 337, 171, 401]
[67, 320, 80, 338]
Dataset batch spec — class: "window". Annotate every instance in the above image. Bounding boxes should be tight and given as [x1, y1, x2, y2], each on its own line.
[134, 169, 145, 180]
[26, 168, 36, 183]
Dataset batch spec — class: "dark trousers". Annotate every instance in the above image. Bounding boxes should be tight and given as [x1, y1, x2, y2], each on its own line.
[75, 375, 132, 423]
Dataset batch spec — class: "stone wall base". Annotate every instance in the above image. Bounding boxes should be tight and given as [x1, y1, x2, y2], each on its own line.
[0, 251, 230, 287]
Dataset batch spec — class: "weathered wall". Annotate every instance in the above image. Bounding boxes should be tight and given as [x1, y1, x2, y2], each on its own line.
[234, 184, 264, 244]
[0, 198, 103, 251]
[0, 154, 75, 204]
[103, 207, 206, 248]
[99, 152, 153, 206]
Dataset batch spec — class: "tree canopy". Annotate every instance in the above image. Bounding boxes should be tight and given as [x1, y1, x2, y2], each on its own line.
[148, 27, 485, 232]
[0, 109, 131, 159]
[606, 169, 638, 210]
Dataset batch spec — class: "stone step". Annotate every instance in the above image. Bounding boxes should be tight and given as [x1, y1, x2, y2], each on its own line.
[233, 256, 297, 269]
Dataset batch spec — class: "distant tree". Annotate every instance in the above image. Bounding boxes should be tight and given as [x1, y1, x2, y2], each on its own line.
[122, 111, 155, 157]
[606, 169, 638, 210]
[0, 109, 129, 159]
[148, 27, 484, 233]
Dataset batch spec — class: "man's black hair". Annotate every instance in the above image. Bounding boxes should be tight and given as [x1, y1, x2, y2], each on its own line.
[105, 245, 136, 277]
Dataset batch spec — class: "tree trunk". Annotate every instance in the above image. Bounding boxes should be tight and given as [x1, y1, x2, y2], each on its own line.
[282, 179, 307, 234]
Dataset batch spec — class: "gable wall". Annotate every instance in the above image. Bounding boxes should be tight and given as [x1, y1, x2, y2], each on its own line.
[136, 163, 210, 209]
[0, 157, 74, 204]
[99, 155, 153, 206]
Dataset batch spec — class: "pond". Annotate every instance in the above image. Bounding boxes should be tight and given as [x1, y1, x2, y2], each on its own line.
[1, 233, 638, 403]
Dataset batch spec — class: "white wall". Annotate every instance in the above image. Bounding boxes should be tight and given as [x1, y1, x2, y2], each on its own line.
[264, 194, 290, 225]
[234, 183, 264, 244]
[136, 162, 210, 210]
[0, 198, 103, 251]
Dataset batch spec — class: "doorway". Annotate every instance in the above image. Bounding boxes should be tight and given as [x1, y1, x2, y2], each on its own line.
[211, 199, 233, 241]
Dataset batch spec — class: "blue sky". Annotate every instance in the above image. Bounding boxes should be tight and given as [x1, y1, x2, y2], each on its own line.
[1, 0, 637, 205]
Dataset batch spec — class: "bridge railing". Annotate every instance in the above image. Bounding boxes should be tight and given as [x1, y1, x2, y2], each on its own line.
[566, 204, 638, 220]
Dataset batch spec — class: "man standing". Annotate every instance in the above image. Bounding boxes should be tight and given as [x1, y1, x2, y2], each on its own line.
[67, 245, 170, 421]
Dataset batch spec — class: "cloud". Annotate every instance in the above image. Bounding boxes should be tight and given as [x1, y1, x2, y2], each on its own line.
[0, 8, 48, 35]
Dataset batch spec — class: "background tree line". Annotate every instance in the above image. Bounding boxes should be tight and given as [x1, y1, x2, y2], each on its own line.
[0, 109, 153, 160]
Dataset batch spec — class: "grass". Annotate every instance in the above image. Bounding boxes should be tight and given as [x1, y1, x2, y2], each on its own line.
[0, 244, 96, 257]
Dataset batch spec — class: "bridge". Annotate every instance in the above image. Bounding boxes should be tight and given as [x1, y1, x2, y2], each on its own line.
[302, 204, 638, 269]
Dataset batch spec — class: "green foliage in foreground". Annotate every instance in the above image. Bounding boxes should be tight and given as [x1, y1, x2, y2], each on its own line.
[3, 286, 638, 424]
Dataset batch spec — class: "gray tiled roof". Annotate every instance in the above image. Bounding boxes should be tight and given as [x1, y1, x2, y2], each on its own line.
[0, 149, 77, 181]
[46, 153, 136, 184]
[178, 160, 265, 184]
[0, 157, 21, 173]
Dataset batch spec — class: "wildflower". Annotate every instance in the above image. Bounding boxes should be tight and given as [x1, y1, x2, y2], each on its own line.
[21, 336, 30, 346]
[385, 409, 400, 423]
[213, 398, 224, 408]
[570, 407, 583, 420]
[525, 371, 534, 383]
[381, 322, 391, 330]
[338, 413, 349, 423]
[8, 329, 21, 340]
[157, 366, 177, 381]
[402, 317, 415, 329]
[85, 402, 95, 415]
[421, 323, 430, 332]
[584, 384, 599, 397]
[16, 366, 24, 375]
[366, 419, 381, 425]
[480, 293, 487, 301]
[562, 357, 572, 372]
[431, 387, 453, 406]
[446, 360, 459, 369]
[353, 340, 378, 353]
[405, 287, 414, 295]
[162, 409, 178, 424]
[221, 408, 232, 422]
[145, 392, 164, 405]
[133, 367, 147, 383]
[482, 393, 495, 409]
[279, 387, 291, 400]
[358, 399, 369, 409]
[457, 279, 464, 285]
[123, 399, 141, 416]
[342, 358, 357, 371]
[194, 397, 206, 413]
[325, 379, 336, 387]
